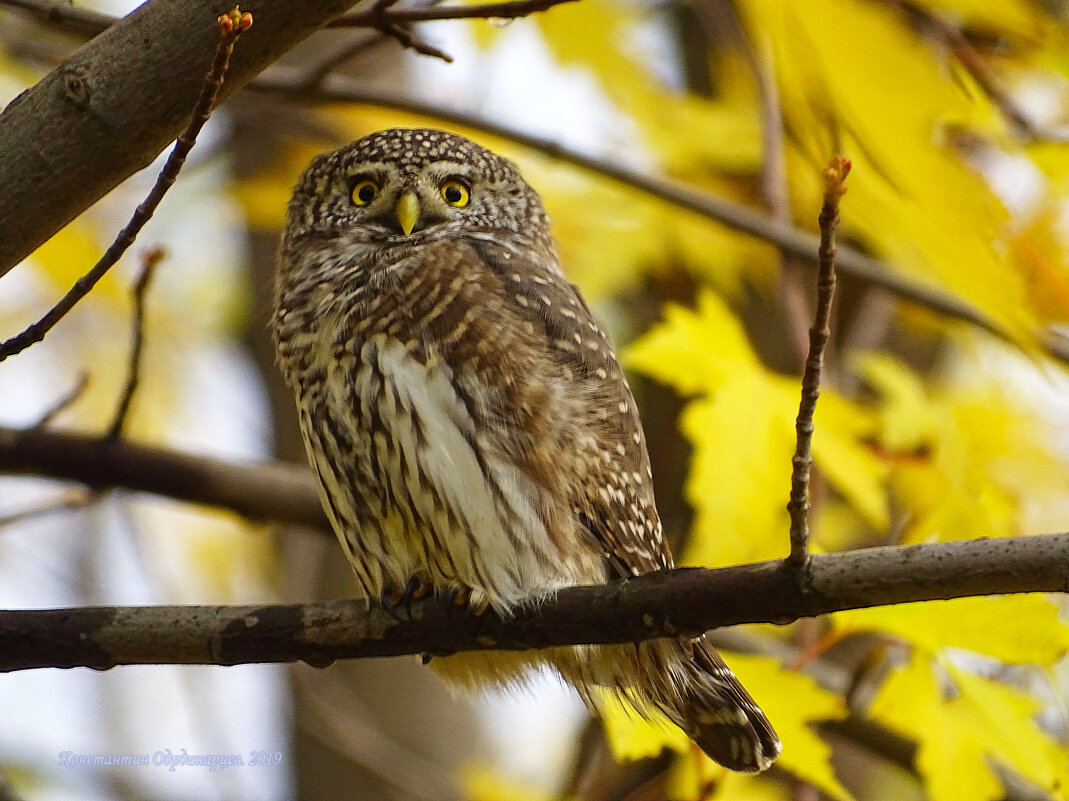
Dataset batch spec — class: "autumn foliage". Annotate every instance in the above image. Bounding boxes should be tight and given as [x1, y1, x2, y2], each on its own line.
[1, 0, 1068, 800]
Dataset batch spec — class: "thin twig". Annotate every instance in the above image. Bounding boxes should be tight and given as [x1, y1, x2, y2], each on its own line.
[379, 21, 453, 62]
[29, 371, 89, 430]
[348, 0, 457, 64]
[0, 8, 252, 364]
[787, 156, 850, 567]
[1, 530, 1067, 672]
[329, 0, 578, 26]
[106, 247, 164, 440]
[708, 0, 815, 369]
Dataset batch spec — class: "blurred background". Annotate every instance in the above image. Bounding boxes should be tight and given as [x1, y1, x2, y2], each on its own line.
[1, 0, 1069, 799]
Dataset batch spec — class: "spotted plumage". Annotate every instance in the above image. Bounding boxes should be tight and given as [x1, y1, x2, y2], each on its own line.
[271, 128, 780, 772]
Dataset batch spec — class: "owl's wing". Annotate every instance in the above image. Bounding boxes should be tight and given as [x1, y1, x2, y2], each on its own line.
[469, 237, 674, 577]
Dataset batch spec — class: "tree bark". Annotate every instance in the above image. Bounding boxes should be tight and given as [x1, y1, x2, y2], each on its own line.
[0, 0, 359, 274]
[3, 532, 1067, 672]
[0, 425, 326, 528]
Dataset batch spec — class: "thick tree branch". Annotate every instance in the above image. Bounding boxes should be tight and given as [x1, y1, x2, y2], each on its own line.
[0, 0, 365, 275]
[2, 533, 1066, 672]
[0, 425, 326, 529]
[0, 0, 113, 36]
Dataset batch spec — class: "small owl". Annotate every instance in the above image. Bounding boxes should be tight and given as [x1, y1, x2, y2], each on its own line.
[272, 128, 780, 772]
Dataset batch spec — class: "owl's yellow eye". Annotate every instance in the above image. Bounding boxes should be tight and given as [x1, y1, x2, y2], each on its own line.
[351, 178, 379, 206]
[440, 179, 470, 207]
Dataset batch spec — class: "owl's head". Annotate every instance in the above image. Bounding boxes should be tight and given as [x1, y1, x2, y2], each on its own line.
[282, 128, 552, 250]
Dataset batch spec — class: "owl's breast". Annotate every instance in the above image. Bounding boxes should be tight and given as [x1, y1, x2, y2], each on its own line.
[306, 322, 603, 611]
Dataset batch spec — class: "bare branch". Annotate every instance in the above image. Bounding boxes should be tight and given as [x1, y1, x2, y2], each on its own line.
[106, 247, 165, 439]
[0, 0, 578, 41]
[0, 425, 327, 530]
[378, 21, 453, 62]
[0, 0, 372, 275]
[1, 532, 1066, 672]
[787, 157, 849, 566]
[889, 0, 1069, 143]
[29, 371, 89, 430]
[329, 0, 578, 26]
[0, 9, 250, 362]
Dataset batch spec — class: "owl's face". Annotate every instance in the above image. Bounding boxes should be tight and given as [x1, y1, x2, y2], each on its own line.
[282, 128, 552, 252]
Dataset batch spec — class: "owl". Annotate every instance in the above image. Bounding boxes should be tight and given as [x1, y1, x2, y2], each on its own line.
[271, 128, 780, 772]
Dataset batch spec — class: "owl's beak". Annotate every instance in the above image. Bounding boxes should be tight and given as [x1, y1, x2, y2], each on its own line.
[395, 192, 420, 237]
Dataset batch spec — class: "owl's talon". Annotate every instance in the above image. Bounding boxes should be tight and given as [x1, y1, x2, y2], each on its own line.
[442, 585, 489, 632]
[381, 576, 431, 621]
[441, 585, 463, 617]
[380, 587, 407, 622]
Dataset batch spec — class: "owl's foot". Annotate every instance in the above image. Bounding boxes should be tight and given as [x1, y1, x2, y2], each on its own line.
[442, 584, 489, 622]
[380, 576, 432, 621]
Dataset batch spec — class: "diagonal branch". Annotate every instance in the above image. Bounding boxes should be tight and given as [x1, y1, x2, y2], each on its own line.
[2, 532, 1066, 672]
[246, 69, 1069, 368]
[328, 0, 578, 26]
[0, 0, 370, 275]
[0, 8, 248, 363]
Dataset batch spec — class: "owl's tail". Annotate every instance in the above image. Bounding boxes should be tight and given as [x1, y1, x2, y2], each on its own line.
[558, 635, 781, 773]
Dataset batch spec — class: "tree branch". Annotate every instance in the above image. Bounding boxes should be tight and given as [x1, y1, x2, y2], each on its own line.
[0, 425, 326, 530]
[787, 157, 849, 566]
[0, 0, 113, 36]
[106, 247, 165, 438]
[2, 532, 1066, 672]
[0, 0, 365, 274]
[4, 2, 1067, 365]
[328, 0, 578, 26]
[0, 11, 248, 363]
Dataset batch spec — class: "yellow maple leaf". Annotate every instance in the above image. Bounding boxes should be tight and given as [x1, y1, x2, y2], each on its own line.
[835, 595, 1069, 666]
[853, 348, 1068, 543]
[737, 0, 1043, 343]
[628, 291, 887, 567]
[870, 653, 1069, 801]
[729, 654, 853, 800]
[708, 772, 791, 801]
[601, 694, 691, 761]
[627, 291, 758, 396]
